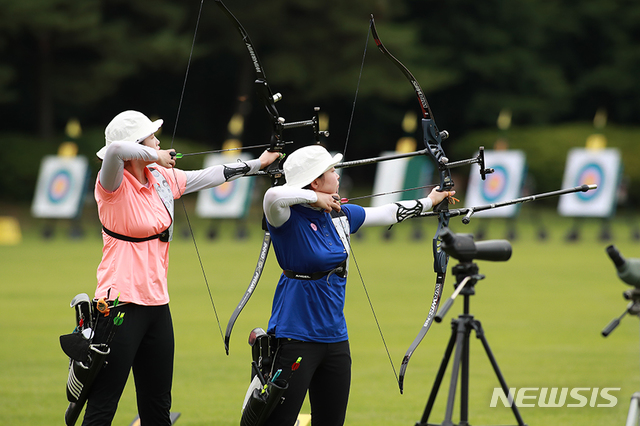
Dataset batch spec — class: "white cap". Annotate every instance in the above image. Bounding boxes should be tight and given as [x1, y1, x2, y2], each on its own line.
[283, 145, 342, 188]
[97, 110, 163, 159]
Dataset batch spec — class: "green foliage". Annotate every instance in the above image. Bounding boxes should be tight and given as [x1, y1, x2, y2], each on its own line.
[2, 0, 640, 143]
[409, 0, 640, 128]
[0, 0, 199, 136]
[410, 0, 571, 127]
[3, 0, 640, 205]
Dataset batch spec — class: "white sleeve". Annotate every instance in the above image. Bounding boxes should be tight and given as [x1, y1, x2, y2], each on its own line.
[183, 159, 261, 194]
[99, 142, 159, 192]
[263, 186, 318, 228]
[361, 197, 433, 227]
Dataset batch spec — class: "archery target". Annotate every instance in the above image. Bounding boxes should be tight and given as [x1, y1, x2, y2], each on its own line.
[195, 153, 255, 218]
[370, 151, 432, 207]
[574, 163, 603, 201]
[558, 148, 621, 217]
[465, 150, 527, 218]
[32, 156, 89, 218]
[480, 165, 508, 202]
[211, 181, 237, 203]
[48, 169, 73, 203]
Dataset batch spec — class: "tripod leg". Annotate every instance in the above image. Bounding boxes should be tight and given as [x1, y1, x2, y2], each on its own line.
[473, 320, 526, 426]
[418, 319, 459, 426]
[460, 318, 471, 426]
[441, 318, 469, 426]
[625, 392, 640, 426]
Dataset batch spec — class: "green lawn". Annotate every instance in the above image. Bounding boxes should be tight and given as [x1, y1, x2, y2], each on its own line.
[1, 208, 640, 425]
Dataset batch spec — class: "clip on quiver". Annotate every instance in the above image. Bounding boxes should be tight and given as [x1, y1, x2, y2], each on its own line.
[64, 344, 110, 426]
[240, 328, 287, 426]
[60, 293, 120, 426]
[241, 361, 288, 426]
[241, 379, 288, 426]
[249, 327, 274, 379]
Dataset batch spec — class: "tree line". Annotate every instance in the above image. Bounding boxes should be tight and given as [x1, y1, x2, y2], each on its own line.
[0, 0, 638, 161]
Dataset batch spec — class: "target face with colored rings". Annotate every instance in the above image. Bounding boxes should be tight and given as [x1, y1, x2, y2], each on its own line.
[463, 150, 527, 218]
[558, 147, 620, 217]
[481, 166, 508, 202]
[211, 181, 238, 203]
[195, 153, 255, 218]
[47, 169, 73, 203]
[574, 163, 603, 201]
[32, 156, 89, 218]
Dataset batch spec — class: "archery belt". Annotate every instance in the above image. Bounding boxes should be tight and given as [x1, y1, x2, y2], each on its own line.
[282, 259, 347, 281]
[102, 225, 170, 243]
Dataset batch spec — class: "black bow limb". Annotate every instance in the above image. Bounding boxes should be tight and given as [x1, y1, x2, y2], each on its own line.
[369, 15, 494, 393]
[215, 0, 329, 354]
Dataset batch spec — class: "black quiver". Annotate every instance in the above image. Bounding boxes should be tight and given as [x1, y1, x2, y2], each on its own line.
[240, 327, 287, 426]
[60, 293, 119, 426]
[64, 343, 110, 426]
[240, 378, 288, 426]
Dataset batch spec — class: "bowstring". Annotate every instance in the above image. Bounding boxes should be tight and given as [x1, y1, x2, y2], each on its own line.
[170, 0, 224, 343]
[337, 219, 399, 385]
[342, 18, 371, 160]
[339, 18, 399, 385]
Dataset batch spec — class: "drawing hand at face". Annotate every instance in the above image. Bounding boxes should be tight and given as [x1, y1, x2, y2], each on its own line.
[309, 168, 341, 213]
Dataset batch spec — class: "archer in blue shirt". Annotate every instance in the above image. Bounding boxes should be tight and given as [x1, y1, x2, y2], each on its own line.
[262, 145, 453, 426]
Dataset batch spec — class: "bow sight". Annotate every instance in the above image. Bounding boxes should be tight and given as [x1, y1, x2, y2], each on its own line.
[424, 126, 495, 192]
[437, 146, 495, 181]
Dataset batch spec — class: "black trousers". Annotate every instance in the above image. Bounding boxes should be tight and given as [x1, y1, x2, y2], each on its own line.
[264, 340, 351, 426]
[82, 304, 175, 426]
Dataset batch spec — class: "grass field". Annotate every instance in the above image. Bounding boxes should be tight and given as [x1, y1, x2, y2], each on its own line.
[2, 206, 640, 425]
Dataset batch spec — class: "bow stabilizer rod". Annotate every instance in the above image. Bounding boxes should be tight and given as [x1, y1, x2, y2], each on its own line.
[336, 149, 428, 169]
[421, 184, 598, 224]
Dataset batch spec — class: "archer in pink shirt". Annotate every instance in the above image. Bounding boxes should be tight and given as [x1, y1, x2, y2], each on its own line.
[79, 110, 279, 426]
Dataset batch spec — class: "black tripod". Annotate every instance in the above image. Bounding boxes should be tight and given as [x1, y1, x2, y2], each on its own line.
[416, 261, 526, 426]
[602, 287, 640, 425]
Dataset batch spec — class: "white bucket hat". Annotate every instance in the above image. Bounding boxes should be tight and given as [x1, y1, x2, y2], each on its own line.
[96, 110, 163, 159]
[284, 145, 343, 188]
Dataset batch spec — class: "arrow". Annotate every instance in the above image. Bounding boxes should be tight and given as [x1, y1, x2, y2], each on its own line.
[340, 184, 439, 203]
[173, 141, 293, 159]
[420, 184, 598, 224]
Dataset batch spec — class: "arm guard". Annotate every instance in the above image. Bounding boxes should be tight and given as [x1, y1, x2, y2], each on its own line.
[224, 160, 251, 181]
